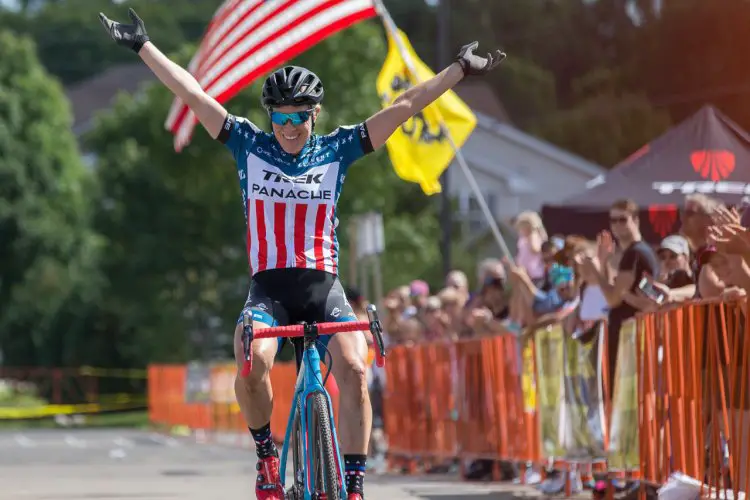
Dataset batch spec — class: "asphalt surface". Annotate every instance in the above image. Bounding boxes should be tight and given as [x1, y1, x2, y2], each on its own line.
[0, 428, 545, 500]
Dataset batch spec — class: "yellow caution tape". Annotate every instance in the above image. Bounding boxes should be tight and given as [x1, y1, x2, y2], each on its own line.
[0, 401, 146, 420]
[78, 367, 148, 378]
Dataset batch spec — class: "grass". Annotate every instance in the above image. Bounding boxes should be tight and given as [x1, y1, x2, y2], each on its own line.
[0, 410, 150, 431]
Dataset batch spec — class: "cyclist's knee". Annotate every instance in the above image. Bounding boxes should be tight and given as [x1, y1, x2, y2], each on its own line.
[336, 353, 368, 388]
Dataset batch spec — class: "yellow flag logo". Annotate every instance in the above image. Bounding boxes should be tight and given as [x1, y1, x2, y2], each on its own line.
[376, 29, 477, 195]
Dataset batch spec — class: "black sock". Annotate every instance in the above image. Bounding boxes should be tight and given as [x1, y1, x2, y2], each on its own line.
[344, 454, 367, 495]
[249, 423, 277, 459]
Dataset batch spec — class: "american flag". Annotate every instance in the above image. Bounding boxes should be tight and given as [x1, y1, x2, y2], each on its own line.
[164, 0, 378, 151]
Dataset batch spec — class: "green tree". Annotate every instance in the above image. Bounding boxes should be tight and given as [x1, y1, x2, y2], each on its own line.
[0, 31, 101, 367]
[2, 0, 220, 85]
[84, 21, 445, 363]
[632, 0, 750, 131]
[531, 90, 671, 167]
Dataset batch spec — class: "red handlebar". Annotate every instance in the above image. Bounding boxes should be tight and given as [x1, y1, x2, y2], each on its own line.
[240, 320, 385, 376]
[254, 320, 371, 338]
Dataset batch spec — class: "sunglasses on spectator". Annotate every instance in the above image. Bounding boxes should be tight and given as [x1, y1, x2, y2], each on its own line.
[483, 277, 505, 288]
[269, 109, 313, 126]
[609, 215, 629, 224]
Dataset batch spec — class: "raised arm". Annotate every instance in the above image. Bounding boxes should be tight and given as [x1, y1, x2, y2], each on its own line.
[366, 42, 505, 150]
[99, 9, 227, 139]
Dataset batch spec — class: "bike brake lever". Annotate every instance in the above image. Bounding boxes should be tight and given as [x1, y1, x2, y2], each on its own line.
[366, 304, 386, 367]
[240, 309, 254, 377]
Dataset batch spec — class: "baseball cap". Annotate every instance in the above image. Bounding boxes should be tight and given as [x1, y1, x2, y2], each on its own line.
[659, 235, 690, 256]
[409, 279, 429, 297]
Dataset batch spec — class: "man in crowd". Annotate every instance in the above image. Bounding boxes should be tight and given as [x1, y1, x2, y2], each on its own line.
[581, 198, 658, 394]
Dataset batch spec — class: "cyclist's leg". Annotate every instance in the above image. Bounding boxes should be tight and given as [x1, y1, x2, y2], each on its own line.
[321, 279, 371, 496]
[233, 280, 289, 431]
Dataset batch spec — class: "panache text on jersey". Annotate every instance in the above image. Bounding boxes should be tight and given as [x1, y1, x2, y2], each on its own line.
[250, 168, 333, 200]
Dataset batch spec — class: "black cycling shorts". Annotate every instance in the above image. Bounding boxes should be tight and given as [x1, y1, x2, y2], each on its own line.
[237, 268, 357, 356]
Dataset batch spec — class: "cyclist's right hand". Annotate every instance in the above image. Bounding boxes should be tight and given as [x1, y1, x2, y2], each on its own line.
[98, 8, 150, 54]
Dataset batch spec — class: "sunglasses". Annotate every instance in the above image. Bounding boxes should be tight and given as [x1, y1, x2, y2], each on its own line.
[610, 215, 629, 224]
[269, 109, 313, 126]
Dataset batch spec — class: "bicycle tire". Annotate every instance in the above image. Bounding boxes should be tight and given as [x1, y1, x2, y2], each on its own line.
[310, 391, 340, 498]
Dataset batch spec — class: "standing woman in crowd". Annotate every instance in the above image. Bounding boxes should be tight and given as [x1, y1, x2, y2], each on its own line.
[514, 211, 548, 287]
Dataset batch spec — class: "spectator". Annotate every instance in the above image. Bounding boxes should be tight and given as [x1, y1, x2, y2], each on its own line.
[508, 263, 578, 330]
[572, 242, 609, 324]
[514, 211, 548, 285]
[656, 235, 693, 287]
[465, 274, 510, 337]
[383, 286, 412, 344]
[445, 270, 470, 305]
[399, 316, 425, 345]
[581, 198, 659, 395]
[438, 286, 465, 337]
[696, 245, 749, 301]
[422, 296, 452, 341]
[680, 193, 721, 268]
[409, 280, 430, 311]
[476, 258, 506, 288]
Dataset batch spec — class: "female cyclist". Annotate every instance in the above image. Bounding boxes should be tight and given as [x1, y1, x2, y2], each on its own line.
[99, 8, 504, 500]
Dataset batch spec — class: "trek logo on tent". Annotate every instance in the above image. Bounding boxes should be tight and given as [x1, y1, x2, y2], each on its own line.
[648, 204, 678, 238]
[653, 149, 740, 195]
[691, 150, 735, 181]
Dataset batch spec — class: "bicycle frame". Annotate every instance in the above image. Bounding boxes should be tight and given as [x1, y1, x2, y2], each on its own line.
[239, 307, 386, 500]
[279, 337, 346, 500]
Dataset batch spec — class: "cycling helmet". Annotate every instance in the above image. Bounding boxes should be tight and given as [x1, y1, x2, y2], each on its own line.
[261, 65, 324, 108]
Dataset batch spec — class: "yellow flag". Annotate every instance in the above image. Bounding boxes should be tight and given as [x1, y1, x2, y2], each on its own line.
[376, 29, 477, 195]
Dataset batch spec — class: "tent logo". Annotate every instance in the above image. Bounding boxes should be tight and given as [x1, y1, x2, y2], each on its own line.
[648, 204, 679, 238]
[691, 150, 735, 181]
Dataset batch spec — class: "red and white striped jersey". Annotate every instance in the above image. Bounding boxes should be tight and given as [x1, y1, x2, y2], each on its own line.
[220, 114, 373, 276]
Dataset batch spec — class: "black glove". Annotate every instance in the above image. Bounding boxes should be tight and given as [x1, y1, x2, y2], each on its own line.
[99, 8, 150, 54]
[456, 42, 506, 77]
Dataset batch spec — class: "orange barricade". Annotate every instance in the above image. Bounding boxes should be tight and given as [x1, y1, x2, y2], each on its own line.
[638, 299, 750, 496]
[145, 296, 750, 497]
[148, 361, 338, 445]
[385, 335, 541, 479]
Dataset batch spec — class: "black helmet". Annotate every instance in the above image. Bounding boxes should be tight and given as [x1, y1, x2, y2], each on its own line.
[261, 65, 324, 109]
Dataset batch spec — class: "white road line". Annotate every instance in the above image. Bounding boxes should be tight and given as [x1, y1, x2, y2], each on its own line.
[64, 435, 87, 449]
[14, 434, 35, 448]
[113, 437, 134, 448]
[149, 433, 180, 447]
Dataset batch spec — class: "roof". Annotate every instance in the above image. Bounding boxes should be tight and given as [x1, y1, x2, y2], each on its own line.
[66, 62, 156, 135]
[551, 104, 750, 207]
[453, 80, 512, 124]
[473, 113, 605, 178]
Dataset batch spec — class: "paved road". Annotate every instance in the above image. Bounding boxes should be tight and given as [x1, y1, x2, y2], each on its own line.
[0, 429, 542, 500]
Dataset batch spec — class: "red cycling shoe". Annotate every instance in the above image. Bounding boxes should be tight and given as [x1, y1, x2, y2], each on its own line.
[255, 456, 284, 499]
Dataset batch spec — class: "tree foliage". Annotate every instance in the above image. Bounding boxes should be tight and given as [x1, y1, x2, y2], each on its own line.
[0, 31, 100, 366]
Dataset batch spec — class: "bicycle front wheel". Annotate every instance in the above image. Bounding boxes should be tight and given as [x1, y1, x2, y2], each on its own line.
[309, 391, 340, 499]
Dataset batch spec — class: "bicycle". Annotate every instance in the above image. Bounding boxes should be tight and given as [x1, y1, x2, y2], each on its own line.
[240, 305, 387, 500]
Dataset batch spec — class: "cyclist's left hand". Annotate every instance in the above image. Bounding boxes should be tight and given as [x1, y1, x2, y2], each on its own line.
[456, 42, 506, 77]
[99, 8, 150, 53]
